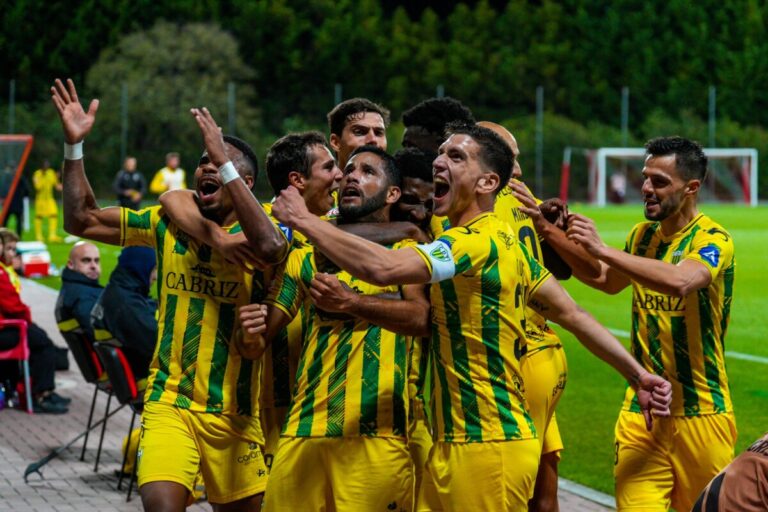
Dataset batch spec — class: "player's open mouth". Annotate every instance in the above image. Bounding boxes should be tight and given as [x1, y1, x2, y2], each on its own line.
[198, 177, 221, 200]
[434, 179, 450, 200]
[340, 186, 361, 202]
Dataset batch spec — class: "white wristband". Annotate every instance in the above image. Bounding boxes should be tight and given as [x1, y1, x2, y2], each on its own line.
[219, 161, 240, 184]
[64, 141, 83, 160]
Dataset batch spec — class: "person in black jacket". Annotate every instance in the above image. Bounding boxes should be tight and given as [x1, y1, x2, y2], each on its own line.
[55, 242, 103, 344]
[113, 156, 146, 210]
[91, 246, 157, 380]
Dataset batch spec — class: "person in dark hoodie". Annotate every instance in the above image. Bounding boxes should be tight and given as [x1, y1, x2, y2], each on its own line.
[90, 246, 157, 380]
[55, 242, 103, 344]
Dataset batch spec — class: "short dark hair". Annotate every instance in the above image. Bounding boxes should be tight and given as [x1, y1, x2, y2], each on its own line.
[265, 131, 328, 195]
[327, 98, 390, 136]
[348, 145, 401, 188]
[393, 147, 435, 183]
[645, 136, 708, 181]
[402, 97, 475, 135]
[445, 121, 513, 196]
[223, 135, 259, 188]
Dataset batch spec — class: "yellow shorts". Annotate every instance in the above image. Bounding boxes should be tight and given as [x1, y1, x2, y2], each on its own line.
[265, 436, 413, 512]
[34, 198, 58, 217]
[418, 438, 540, 512]
[521, 345, 567, 456]
[614, 410, 737, 511]
[260, 406, 289, 472]
[409, 401, 434, 502]
[137, 401, 268, 504]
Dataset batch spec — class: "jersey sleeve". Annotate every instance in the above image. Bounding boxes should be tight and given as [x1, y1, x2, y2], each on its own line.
[120, 205, 159, 248]
[413, 228, 487, 283]
[264, 247, 310, 318]
[517, 241, 552, 295]
[685, 226, 734, 280]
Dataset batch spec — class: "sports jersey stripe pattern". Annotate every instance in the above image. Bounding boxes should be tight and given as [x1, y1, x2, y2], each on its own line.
[418, 213, 547, 443]
[121, 206, 269, 428]
[266, 241, 413, 438]
[623, 213, 734, 416]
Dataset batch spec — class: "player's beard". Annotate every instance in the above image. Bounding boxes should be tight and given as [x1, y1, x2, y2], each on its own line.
[644, 193, 681, 221]
[339, 187, 389, 222]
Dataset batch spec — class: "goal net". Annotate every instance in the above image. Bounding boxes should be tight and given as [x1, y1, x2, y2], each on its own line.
[559, 147, 758, 207]
[0, 135, 34, 226]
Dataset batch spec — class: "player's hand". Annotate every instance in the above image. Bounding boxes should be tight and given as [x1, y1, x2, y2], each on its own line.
[272, 186, 312, 229]
[309, 273, 357, 314]
[539, 198, 569, 230]
[566, 213, 606, 257]
[634, 372, 672, 431]
[190, 107, 228, 168]
[510, 180, 552, 234]
[236, 304, 268, 360]
[50, 79, 99, 144]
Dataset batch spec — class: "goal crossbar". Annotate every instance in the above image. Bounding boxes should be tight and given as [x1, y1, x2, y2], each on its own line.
[595, 147, 758, 207]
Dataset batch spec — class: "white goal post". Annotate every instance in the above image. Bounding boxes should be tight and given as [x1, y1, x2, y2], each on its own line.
[588, 147, 758, 207]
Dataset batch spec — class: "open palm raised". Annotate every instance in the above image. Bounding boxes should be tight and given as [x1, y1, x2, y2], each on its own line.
[50, 79, 99, 144]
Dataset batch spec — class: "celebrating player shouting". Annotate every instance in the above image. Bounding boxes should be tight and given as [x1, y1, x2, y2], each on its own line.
[269, 123, 673, 511]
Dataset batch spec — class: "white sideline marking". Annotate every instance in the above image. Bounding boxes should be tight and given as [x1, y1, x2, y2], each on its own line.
[606, 328, 768, 365]
[559, 478, 616, 509]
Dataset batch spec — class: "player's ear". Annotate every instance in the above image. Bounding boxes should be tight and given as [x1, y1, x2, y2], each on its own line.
[385, 185, 401, 205]
[329, 134, 341, 153]
[287, 171, 305, 190]
[477, 172, 500, 195]
[684, 178, 701, 196]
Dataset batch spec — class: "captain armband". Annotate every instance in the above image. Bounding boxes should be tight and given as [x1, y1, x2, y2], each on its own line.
[416, 239, 456, 283]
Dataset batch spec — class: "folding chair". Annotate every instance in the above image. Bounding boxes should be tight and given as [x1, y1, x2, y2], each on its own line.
[94, 340, 144, 502]
[57, 318, 113, 471]
[0, 319, 33, 414]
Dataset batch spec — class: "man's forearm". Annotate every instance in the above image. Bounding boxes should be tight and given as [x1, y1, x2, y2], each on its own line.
[226, 182, 286, 265]
[62, 159, 121, 244]
[348, 296, 430, 337]
[539, 222, 602, 279]
[597, 245, 703, 297]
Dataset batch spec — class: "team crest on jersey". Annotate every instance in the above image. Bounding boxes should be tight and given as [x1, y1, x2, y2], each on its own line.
[698, 244, 720, 267]
[430, 244, 451, 262]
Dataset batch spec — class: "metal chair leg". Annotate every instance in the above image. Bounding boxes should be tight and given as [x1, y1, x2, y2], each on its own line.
[22, 360, 33, 414]
[93, 391, 112, 472]
[80, 386, 99, 461]
[118, 409, 137, 491]
[126, 442, 139, 502]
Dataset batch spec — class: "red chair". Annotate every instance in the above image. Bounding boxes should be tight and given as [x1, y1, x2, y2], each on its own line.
[0, 319, 33, 414]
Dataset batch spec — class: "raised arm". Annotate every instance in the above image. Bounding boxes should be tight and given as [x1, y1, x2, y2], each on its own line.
[530, 277, 672, 429]
[273, 186, 431, 286]
[159, 189, 259, 270]
[510, 181, 602, 281]
[309, 273, 430, 337]
[190, 107, 287, 266]
[567, 213, 711, 297]
[51, 79, 121, 245]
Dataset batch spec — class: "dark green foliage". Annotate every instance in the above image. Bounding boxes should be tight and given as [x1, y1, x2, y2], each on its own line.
[2, 1, 768, 198]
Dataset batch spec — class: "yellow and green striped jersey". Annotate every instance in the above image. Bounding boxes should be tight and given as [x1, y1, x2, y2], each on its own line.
[413, 213, 551, 443]
[265, 241, 413, 439]
[259, 201, 305, 410]
[495, 181, 562, 355]
[408, 335, 430, 417]
[429, 215, 451, 240]
[121, 206, 285, 419]
[622, 213, 735, 417]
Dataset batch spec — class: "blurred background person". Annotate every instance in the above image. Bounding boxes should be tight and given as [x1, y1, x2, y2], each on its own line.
[0, 162, 30, 238]
[113, 156, 146, 210]
[32, 159, 62, 243]
[149, 152, 185, 194]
